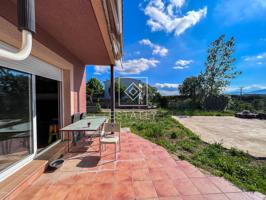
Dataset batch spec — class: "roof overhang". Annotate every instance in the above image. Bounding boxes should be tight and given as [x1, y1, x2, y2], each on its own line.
[0, 0, 123, 65]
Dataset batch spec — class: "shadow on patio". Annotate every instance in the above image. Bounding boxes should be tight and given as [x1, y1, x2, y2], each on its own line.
[15, 132, 265, 200]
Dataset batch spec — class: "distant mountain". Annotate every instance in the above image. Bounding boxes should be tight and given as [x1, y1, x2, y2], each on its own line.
[246, 89, 266, 95]
[226, 89, 266, 95]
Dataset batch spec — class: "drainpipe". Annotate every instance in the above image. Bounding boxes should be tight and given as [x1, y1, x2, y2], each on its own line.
[110, 64, 115, 123]
[0, 0, 35, 60]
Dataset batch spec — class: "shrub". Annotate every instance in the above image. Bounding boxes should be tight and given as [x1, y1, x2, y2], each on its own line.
[202, 95, 230, 111]
[230, 99, 254, 112]
[95, 103, 101, 113]
[167, 98, 200, 110]
[170, 132, 177, 139]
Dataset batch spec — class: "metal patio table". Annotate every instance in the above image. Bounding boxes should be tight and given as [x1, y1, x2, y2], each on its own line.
[60, 116, 107, 152]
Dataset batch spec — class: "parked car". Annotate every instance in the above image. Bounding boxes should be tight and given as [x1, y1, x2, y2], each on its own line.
[257, 112, 266, 120]
[235, 110, 258, 119]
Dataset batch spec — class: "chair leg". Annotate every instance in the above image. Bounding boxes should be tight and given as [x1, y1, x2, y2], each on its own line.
[98, 137, 101, 152]
[115, 143, 117, 160]
[48, 134, 52, 144]
[100, 143, 102, 158]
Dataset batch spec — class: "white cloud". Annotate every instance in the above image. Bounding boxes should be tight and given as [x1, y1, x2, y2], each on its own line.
[95, 58, 160, 75]
[170, 0, 185, 8]
[173, 59, 192, 69]
[155, 83, 180, 96]
[139, 39, 168, 56]
[215, 0, 266, 25]
[243, 52, 266, 62]
[175, 59, 193, 66]
[143, 0, 207, 36]
[94, 66, 109, 75]
[158, 89, 180, 96]
[155, 83, 180, 89]
[173, 66, 189, 70]
[117, 58, 159, 74]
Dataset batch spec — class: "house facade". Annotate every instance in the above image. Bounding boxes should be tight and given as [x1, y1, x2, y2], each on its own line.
[0, 0, 122, 181]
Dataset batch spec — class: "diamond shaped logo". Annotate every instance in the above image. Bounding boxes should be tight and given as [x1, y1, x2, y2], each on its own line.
[124, 82, 141, 101]
[118, 77, 148, 107]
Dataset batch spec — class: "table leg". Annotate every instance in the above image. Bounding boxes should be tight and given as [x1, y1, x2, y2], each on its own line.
[68, 131, 70, 152]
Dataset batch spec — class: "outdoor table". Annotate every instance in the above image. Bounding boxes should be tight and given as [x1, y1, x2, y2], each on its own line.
[60, 116, 107, 152]
[0, 122, 30, 154]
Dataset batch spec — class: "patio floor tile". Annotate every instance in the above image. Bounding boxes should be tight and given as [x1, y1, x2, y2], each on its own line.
[153, 180, 179, 197]
[116, 161, 132, 171]
[165, 167, 188, 179]
[132, 168, 151, 181]
[244, 192, 266, 200]
[131, 159, 148, 170]
[159, 197, 183, 200]
[114, 170, 132, 182]
[190, 177, 221, 194]
[178, 165, 205, 178]
[74, 172, 96, 184]
[147, 159, 163, 168]
[89, 182, 113, 200]
[133, 180, 158, 199]
[94, 171, 114, 183]
[149, 168, 170, 180]
[40, 185, 69, 200]
[99, 161, 116, 170]
[225, 192, 251, 200]
[173, 178, 200, 196]
[208, 177, 241, 193]
[181, 194, 206, 200]
[113, 181, 135, 200]
[14, 132, 265, 200]
[203, 193, 230, 200]
[64, 184, 90, 200]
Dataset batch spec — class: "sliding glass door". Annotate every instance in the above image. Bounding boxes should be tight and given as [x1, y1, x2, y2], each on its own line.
[0, 66, 33, 172]
[36, 76, 61, 153]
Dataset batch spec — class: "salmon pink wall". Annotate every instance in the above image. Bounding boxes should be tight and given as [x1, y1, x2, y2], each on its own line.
[73, 65, 87, 113]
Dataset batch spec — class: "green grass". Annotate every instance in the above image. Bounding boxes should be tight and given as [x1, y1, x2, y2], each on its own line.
[162, 108, 235, 116]
[116, 111, 266, 195]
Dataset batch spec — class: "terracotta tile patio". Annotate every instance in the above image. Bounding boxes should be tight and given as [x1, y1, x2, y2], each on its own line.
[14, 132, 265, 200]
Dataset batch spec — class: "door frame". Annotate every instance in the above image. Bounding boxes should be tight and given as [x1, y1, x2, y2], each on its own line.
[35, 75, 64, 157]
[0, 42, 64, 181]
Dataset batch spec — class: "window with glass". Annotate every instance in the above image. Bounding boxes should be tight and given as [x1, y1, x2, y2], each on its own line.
[0, 66, 33, 172]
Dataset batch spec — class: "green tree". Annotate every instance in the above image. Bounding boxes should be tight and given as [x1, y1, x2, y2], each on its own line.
[108, 80, 126, 99]
[178, 76, 200, 101]
[86, 78, 104, 104]
[148, 86, 161, 105]
[201, 35, 241, 97]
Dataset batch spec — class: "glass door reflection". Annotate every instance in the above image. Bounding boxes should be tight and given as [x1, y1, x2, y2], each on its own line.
[0, 66, 33, 172]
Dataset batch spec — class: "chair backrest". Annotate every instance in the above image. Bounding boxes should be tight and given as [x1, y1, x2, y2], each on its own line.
[104, 123, 120, 133]
[72, 112, 81, 123]
[80, 112, 86, 119]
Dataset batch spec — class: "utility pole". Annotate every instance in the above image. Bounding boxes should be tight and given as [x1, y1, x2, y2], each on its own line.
[240, 86, 244, 100]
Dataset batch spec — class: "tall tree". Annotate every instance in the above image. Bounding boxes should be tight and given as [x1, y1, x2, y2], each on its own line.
[86, 78, 104, 104]
[201, 35, 241, 96]
[178, 76, 200, 101]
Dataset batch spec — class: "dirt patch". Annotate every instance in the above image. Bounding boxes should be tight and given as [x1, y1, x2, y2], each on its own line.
[173, 116, 266, 158]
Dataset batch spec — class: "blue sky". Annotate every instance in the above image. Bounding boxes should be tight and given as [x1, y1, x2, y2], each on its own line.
[86, 0, 266, 95]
